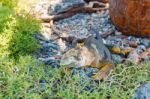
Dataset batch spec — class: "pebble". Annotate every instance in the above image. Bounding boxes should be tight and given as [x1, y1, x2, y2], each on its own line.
[129, 41, 138, 48]
[112, 54, 124, 63]
[142, 39, 150, 48]
[127, 50, 140, 64]
[115, 31, 122, 36]
[72, 67, 99, 78]
[42, 42, 59, 49]
[134, 83, 150, 99]
[137, 45, 146, 54]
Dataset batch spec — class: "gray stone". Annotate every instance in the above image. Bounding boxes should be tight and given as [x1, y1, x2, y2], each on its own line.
[142, 39, 150, 48]
[72, 67, 99, 78]
[112, 54, 124, 63]
[137, 45, 146, 54]
[134, 83, 150, 99]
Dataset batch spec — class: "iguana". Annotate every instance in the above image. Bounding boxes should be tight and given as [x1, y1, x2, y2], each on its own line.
[60, 30, 114, 80]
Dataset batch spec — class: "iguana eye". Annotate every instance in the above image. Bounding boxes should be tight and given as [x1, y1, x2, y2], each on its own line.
[73, 56, 80, 60]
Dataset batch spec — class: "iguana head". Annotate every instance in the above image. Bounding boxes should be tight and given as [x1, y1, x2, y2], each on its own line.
[60, 45, 94, 68]
[60, 47, 84, 68]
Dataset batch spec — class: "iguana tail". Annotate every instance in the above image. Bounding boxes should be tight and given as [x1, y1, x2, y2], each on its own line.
[90, 27, 103, 41]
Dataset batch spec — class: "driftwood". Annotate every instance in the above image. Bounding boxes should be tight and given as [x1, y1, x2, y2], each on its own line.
[39, 7, 107, 22]
[84, 0, 109, 4]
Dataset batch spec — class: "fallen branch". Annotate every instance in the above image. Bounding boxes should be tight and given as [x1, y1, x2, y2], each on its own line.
[57, 2, 108, 14]
[39, 7, 108, 22]
[101, 31, 114, 38]
[84, 0, 109, 4]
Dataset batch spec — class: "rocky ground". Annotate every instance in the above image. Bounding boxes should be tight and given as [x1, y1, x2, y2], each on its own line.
[33, 0, 149, 65]
[30, 0, 149, 97]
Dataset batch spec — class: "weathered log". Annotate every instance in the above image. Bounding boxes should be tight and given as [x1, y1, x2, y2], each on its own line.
[109, 0, 150, 37]
[39, 7, 107, 22]
[39, 13, 74, 22]
[84, 0, 109, 4]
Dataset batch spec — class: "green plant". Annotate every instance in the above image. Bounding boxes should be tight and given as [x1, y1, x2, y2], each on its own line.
[0, 56, 45, 98]
[0, 55, 149, 99]
[0, 4, 40, 58]
[0, 0, 18, 8]
[9, 16, 40, 57]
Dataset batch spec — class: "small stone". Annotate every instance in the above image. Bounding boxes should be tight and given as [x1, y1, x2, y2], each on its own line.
[40, 27, 53, 40]
[127, 50, 140, 64]
[38, 57, 55, 62]
[112, 54, 124, 63]
[137, 45, 146, 54]
[127, 36, 133, 41]
[134, 83, 150, 99]
[35, 34, 46, 41]
[140, 48, 150, 61]
[111, 46, 121, 54]
[115, 31, 122, 36]
[141, 39, 150, 48]
[57, 38, 67, 52]
[135, 38, 141, 44]
[42, 42, 59, 49]
[129, 41, 138, 48]
[72, 67, 99, 79]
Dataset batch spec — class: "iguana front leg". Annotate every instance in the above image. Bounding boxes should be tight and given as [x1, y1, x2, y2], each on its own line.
[92, 61, 115, 80]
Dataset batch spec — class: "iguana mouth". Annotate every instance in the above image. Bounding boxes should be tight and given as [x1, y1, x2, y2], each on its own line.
[61, 63, 77, 67]
[61, 61, 85, 68]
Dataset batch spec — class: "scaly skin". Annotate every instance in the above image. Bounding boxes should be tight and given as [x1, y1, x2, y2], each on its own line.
[60, 34, 114, 80]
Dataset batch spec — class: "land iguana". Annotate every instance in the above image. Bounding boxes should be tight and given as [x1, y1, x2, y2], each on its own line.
[60, 30, 114, 80]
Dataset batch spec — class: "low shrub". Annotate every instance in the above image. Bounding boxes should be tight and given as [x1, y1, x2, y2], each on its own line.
[0, 56, 149, 98]
[0, 0, 18, 8]
[0, 4, 40, 58]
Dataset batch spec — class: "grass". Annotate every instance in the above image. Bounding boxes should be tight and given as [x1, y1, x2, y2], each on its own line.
[0, 56, 149, 98]
[0, 1, 40, 58]
[0, 0, 150, 99]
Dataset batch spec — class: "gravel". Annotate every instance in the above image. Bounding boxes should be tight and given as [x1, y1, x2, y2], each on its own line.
[54, 11, 115, 39]
[112, 54, 124, 63]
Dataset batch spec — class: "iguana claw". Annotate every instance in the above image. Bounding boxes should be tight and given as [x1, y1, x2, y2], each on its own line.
[92, 71, 108, 80]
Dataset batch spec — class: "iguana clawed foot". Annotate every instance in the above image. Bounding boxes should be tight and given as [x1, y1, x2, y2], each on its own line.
[92, 62, 114, 80]
[92, 71, 108, 80]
